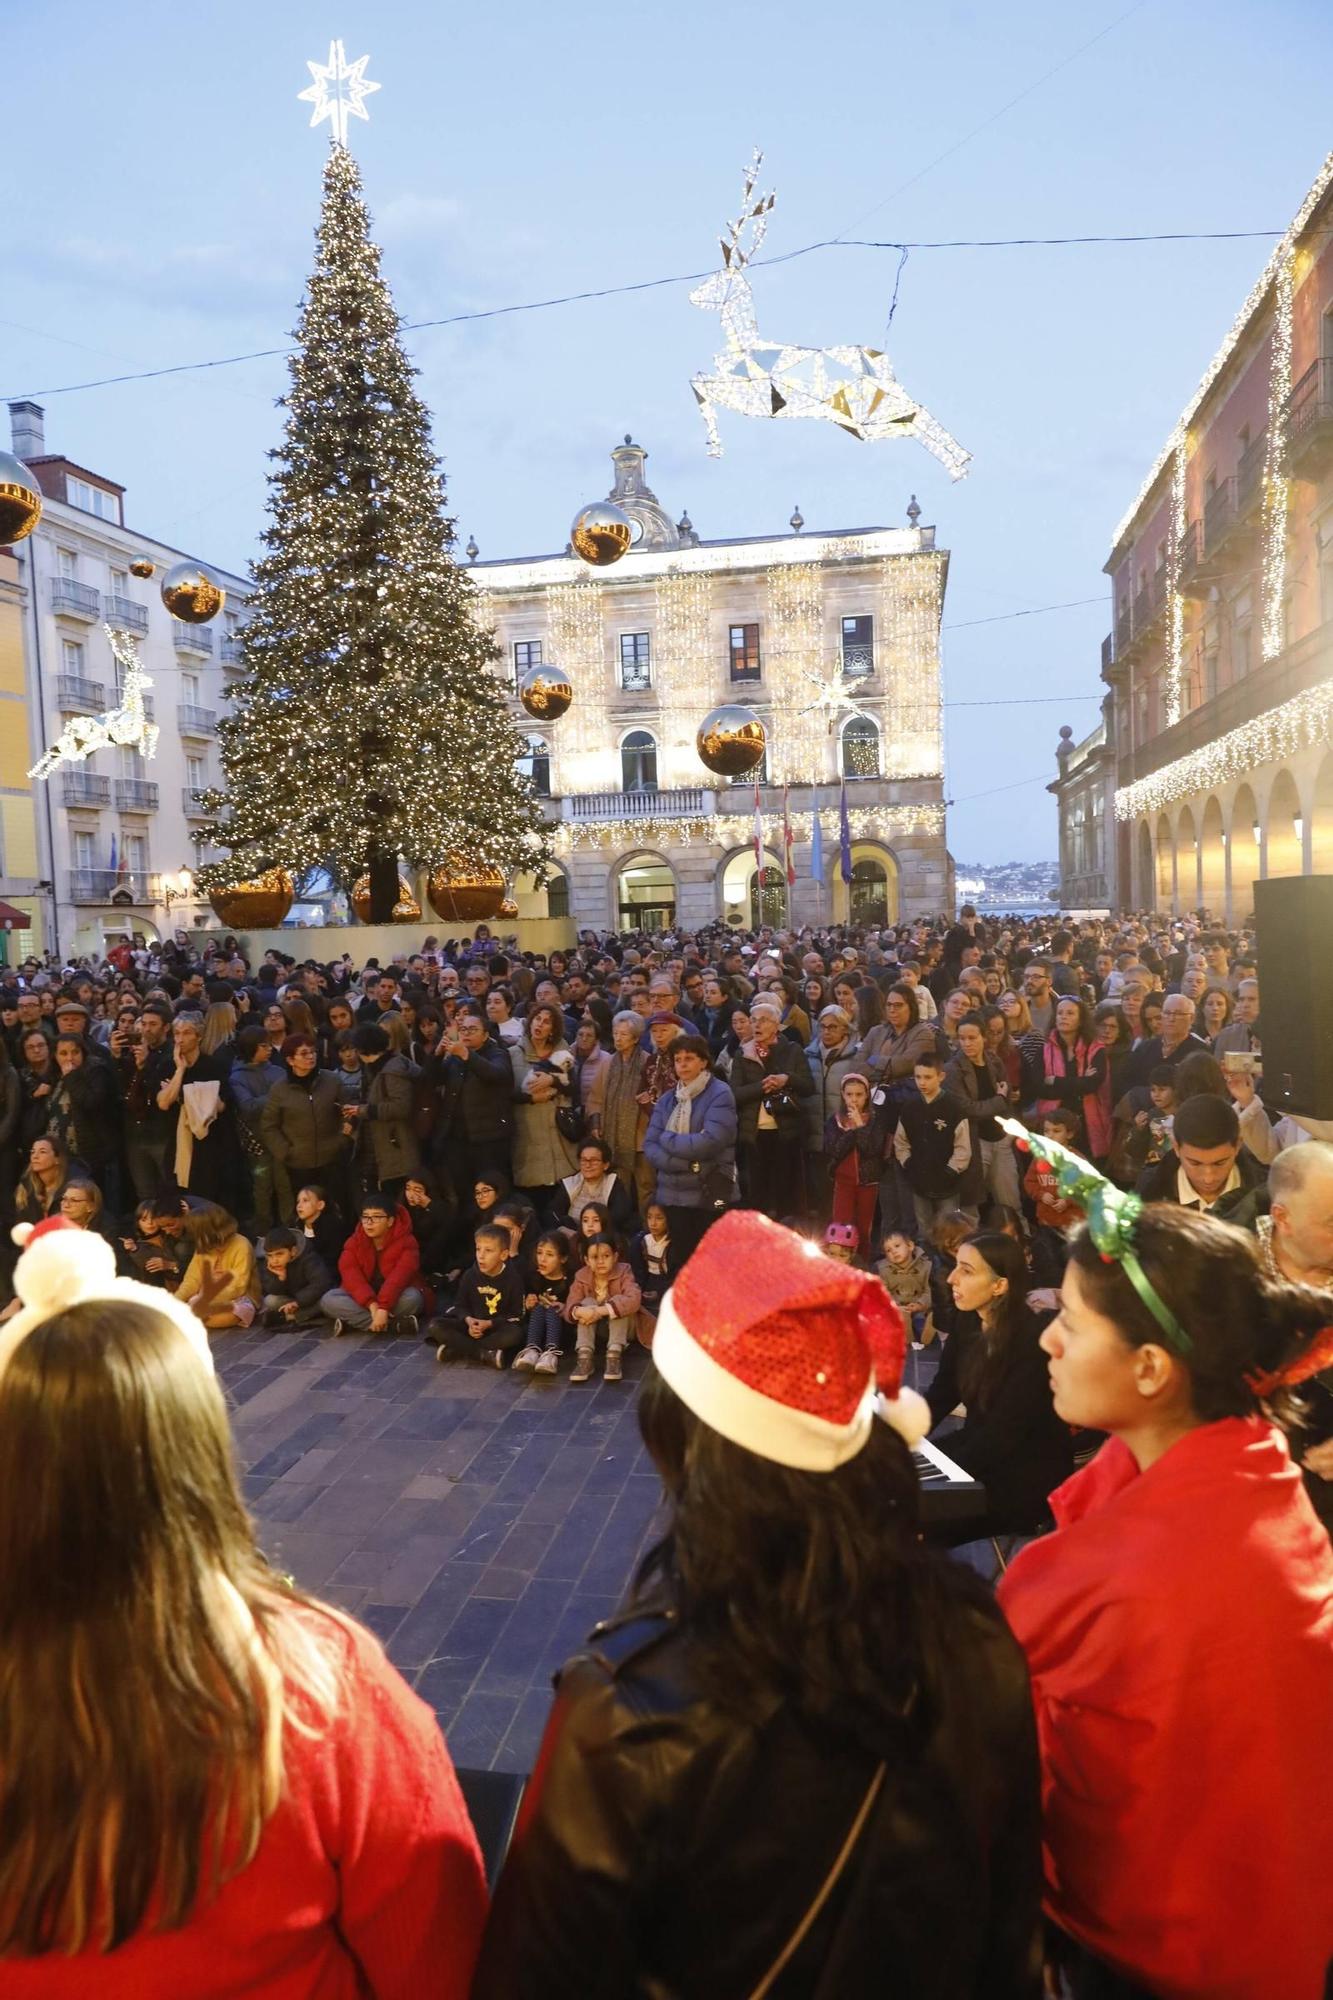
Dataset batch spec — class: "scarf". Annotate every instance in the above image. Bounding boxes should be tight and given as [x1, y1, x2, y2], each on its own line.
[667, 1068, 709, 1135]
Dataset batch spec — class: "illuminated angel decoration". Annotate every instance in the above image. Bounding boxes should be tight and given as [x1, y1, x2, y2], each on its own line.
[689, 152, 970, 480]
[30, 626, 159, 780]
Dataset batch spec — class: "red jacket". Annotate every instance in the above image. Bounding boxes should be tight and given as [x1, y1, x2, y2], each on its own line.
[5, 1613, 488, 1998]
[338, 1207, 422, 1310]
[999, 1418, 1333, 1998]
[1022, 1156, 1084, 1232]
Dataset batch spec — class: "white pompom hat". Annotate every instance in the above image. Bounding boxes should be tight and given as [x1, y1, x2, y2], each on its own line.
[0, 1217, 215, 1379]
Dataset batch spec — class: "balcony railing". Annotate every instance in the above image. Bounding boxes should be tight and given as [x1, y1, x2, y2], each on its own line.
[172, 622, 214, 654]
[1286, 356, 1333, 467]
[567, 787, 705, 821]
[68, 869, 164, 906]
[841, 642, 875, 678]
[113, 779, 160, 812]
[617, 665, 652, 693]
[177, 704, 217, 734]
[1202, 477, 1236, 556]
[51, 579, 100, 620]
[1236, 430, 1267, 513]
[182, 787, 210, 816]
[104, 594, 149, 633]
[56, 674, 105, 712]
[220, 634, 244, 665]
[60, 772, 111, 807]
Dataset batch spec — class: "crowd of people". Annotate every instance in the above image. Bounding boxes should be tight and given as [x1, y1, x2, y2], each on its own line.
[0, 901, 1330, 1997]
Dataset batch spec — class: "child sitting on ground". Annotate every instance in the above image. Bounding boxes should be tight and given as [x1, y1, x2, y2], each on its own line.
[512, 1230, 574, 1378]
[294, 1182, 345, 1268]
[628, 1201, 674, 1350]
[259, 1226, 333, 1328]
[176, 1204, 260, 1330]
[822, 1221, 859, 1264]
[564, 1233, 642, 1385]
[876, 1227, 934, 1346]
[121, 1199, 189, 1288]
[430, 1222, 526, 1367]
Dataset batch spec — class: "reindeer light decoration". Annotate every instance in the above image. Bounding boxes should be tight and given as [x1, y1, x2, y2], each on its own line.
[689, 152, 970, 480]
[30, 626, 160, 780]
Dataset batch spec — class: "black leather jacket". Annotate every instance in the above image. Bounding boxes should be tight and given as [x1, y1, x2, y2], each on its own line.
[471, 1594, 1042, 2000]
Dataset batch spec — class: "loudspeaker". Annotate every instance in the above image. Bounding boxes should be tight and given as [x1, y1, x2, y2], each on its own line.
[1253, 876, 1333, 1119]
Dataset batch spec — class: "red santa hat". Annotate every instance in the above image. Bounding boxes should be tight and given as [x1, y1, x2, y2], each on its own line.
[653, 1208, 930, 1471]
[0, 1217, 215, 1379]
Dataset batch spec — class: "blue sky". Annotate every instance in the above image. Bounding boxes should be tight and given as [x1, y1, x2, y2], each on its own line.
[7, 0, 1333, 861]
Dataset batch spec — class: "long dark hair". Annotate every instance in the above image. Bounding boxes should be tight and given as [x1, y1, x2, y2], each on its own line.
[0, 1301, 344, 1954]
[634, 1371, 993, 1759]
[1068, 1207, 1333, 1424]
[958, 1230, 1038, 1411]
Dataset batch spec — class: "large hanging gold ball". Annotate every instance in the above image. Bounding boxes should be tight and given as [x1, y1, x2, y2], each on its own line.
[570, 501, 633, 567]
[161, 559, 225, 624]
[519, 664, 573, 721]
[426, 859, 506, 925]
[498, 897, 519, 921]
[0, 451, 41, 544]
[696, 704, 767, 778]
[352, 875, 422, 924]
[208, 870, 294, 930]
[129, 555, 156, 579]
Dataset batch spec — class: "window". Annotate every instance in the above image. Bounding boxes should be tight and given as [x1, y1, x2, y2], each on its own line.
[619, 632, 651, 691]
[1234, 621, 1252, 679]
[513, 640, 542, 685]
[841, 615, 874, 677]
[72, 830, 96, 872]
[546, 871, 570, 921]
[841, 716, 880, 778]
[181, 671, 200, 703]
[61, 638, 85, 676]
[186, 754, 206, 791]
[65, 476, 120, 523]
[728, 745, 768, 785]
[58, 548, 78, 580]
[729, 623, 761, 682]
[621, 730, 658, 793]
[517, 734, 551, 797]
[109, 568, 127, 597]
[117, 747, 139, 779]
[121, 832, 147, 875]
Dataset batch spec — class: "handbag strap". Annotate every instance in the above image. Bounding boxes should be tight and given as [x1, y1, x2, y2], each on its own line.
[745, 1763, 885, 2000]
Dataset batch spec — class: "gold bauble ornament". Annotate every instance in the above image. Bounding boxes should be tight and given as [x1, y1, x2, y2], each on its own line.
[208, 870, 294, 930]
[696, 704, 767, 778]
[498, 897, 519, 921]
[519, 664, 573, 721]
[352, 875, 422, 924]
[129, 556, 156, 579]
[570, 501, 633, 567]
[161, 559, 225, 624]
[0, 451, 42, 544]
[426, 859, 506, 925]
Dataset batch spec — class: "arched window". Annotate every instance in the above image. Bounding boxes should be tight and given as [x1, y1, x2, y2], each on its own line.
[517, 734, 551, 797]
[849, 856, 889, 926]
[621, 730, 658, 793]
[841, 716, 879, 779]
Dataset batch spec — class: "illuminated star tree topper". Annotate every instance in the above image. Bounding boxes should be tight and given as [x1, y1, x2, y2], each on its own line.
[298, 39, 380, 147]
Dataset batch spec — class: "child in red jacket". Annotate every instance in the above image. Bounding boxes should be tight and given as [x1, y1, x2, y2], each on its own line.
[1023, 1108, 1086, 1287]
[320, 1196, 426, 1337]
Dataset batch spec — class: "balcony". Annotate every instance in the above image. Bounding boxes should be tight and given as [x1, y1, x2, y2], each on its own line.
[113, 778, 159, 812]
[56, 674, 105, 712]
[1114, 605, 1132, 655]
[68, 869, 164, 906]
[220, 634, 244, 666]
[104, 594, 149, 634]
[1100, 631, 1125, 687]
[177, 703, 217, 735]
[566, 787, 706, 822]
[182, 787, 210, 816]
[172, 622, 214, 655]
[1236, 430, 1267, 515]
[50, 579, 100, 621]
[1118, 570, 1167, 657]
[617, 665, 652, 693]
[60, 772, 111, 807]
[841, 642, 875, 678]
[1286, 357, 1333, 472]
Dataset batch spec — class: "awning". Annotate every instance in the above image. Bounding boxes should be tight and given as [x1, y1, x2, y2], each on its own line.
[0, 899, 33, 929]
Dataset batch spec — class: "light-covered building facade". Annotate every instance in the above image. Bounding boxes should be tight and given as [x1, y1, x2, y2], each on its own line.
[475, 439, 952, 934]
[7, 401, 249, 958]
[1105, 151, 1333, 918]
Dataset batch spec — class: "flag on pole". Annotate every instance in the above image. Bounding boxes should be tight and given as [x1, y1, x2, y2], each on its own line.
[753, 782, 764, 877]
[810, 791, 825, 885]
[839, 781, 853, 885]
[782, 786, 796, 887]
[108, 833, 118, 878]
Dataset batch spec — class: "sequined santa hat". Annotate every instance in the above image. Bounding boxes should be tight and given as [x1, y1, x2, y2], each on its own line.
[0, 1217, 215, 1378]
[653, 1208, 930, 1470]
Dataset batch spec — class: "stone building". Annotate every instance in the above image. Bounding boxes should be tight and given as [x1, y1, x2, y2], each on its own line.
[7, 400, 248, 958]
[1049, 701, 1117, 911]
[473, 438, 953, 934]
[1104, 150, 1333, 918]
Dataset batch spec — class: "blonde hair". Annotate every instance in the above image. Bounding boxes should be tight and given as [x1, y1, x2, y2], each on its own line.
[198, 1001, 237, 1056]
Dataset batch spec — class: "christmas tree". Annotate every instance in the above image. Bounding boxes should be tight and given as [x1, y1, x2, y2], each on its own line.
[195, 143, 548, 921]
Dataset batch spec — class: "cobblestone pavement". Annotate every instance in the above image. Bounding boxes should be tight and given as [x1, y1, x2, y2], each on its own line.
[218, 1330, 660, 1777]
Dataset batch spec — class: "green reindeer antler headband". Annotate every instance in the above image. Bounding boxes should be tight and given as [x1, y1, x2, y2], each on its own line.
[999, 1117, 1192, 1356]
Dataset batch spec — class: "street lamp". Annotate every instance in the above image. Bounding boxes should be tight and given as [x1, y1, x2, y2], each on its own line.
[163, 867, 195, 919]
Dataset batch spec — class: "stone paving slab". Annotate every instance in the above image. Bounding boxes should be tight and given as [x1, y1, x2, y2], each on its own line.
[218, 1328, 661, 1774]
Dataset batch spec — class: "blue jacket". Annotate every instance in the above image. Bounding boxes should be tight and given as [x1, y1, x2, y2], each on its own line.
[643, 1074, 738, 1209]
